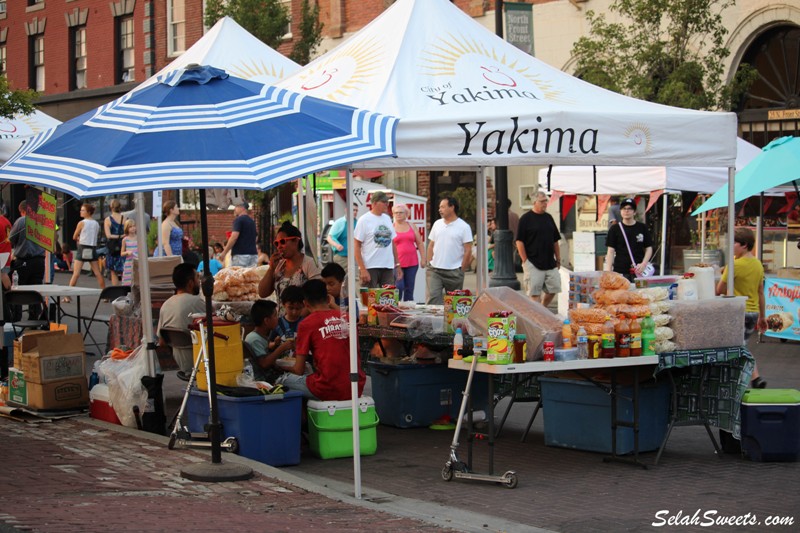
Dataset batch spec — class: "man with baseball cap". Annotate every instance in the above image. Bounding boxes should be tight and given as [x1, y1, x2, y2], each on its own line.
[220, 199, 258, 267]
[604, 197, 653, 281]
[354, 190, 401, 288]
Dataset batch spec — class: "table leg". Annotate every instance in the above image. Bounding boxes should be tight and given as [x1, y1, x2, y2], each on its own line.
[603, 366, 648, 469]
[76, 296, 82, 333]
[654, 370, 679, 466]
[487, 375, 495, 475]
[697, 365, 722, 456]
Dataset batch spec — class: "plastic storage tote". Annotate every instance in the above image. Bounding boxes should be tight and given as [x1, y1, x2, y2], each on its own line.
[741, 388, 800, 462]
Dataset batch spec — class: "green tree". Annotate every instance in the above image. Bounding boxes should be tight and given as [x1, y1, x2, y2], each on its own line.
[289, 0, 324, 65]
[204, 0, 290, 49]
[571, 0, 757, 111]
[0, 76, 38, 119]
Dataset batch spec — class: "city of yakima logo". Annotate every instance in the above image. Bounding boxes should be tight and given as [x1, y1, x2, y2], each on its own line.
[226, 60, 290, 85]
[624, 122, 654, 154]
[417, 31, 567, 107]
[0, 114, 41, 139]
[292, 36, 383, 103]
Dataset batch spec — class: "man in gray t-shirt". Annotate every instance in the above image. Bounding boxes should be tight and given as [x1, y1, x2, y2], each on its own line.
[157, 264, 205, 375]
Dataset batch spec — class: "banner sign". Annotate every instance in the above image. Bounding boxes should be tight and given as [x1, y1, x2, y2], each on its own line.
[505, 3, 534, 56]
[24, 188, 56, 253]
[764, 277, 800, 341]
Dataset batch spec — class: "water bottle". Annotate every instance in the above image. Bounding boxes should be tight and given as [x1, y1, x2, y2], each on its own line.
[11, 271, 18, 289]
[243, 360, 255, 379]
[452, 328, 464, 360]
[88, 361, 100, 389]
[576, 326, 588, 360]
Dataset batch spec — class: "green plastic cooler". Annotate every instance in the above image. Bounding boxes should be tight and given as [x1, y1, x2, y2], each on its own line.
[741, 389, 800, 462]
[307, 397, 379, 459]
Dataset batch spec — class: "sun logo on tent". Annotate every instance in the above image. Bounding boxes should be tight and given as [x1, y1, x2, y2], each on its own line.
[624, 123, 653, 154]
[418, 32, 566, 103]
[226, 60, 289, 84]
[292, 36, 383, 102]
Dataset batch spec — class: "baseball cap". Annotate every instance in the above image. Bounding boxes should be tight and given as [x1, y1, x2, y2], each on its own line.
[620, 198, 636, 210]
[371, 191, 389, 204]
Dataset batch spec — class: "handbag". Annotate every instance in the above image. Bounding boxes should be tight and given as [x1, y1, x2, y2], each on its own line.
[81, 246, 95, 261]
[107, 237, 122, 255]
[618, 223, 655, 277]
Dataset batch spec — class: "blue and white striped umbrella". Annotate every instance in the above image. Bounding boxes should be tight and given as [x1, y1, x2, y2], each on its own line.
[0, 66, 398, 198]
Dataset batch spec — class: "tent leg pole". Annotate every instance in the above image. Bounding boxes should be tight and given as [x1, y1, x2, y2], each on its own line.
[346, 169, 362, 500]
[727, 167, 735, 295]
[660, 193, 667, 275]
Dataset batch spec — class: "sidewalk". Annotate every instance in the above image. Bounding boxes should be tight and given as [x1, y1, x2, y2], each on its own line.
[2, 271, 799, 532]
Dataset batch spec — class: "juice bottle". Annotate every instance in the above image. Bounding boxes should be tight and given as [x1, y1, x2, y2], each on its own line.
[562, 318, 573, 348]
[629, 317, 643, 356]
[576, 326, 588, 360]
[641, 313, 656, 355]
[513, 334, 527, 363]
[616, 317, 631, 357]
[453, 328, 464, 360]
[601, 316, 616, 358]
[588, 335, 600, 359]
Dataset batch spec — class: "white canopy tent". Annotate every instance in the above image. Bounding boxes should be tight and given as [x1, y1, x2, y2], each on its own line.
[278, 0, 739, 497]
[0, 110, 61, 163]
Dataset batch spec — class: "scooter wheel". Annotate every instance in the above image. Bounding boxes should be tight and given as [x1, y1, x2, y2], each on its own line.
[502, 473, 518, 489]
[226, 437, 240, 455]
[167, 434, 177, 450]
[441, 465, 454, 482]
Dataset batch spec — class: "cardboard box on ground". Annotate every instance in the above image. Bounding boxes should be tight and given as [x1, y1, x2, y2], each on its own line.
[9, 330, 89, 410]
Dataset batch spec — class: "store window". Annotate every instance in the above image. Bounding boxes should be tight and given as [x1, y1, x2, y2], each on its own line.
[167, 0, 186, 56]
[29, 35, 44, 92]
[116, 16, 134, 83]
[70, 26, 87, 90]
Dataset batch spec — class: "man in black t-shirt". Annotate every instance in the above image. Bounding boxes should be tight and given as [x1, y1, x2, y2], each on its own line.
[604, 198, 653, 281]
[515, 191, 561, 306]
[220, 200, 258, 267]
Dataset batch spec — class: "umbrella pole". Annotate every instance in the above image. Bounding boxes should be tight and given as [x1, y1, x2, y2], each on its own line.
[181, 189, 252, 482]
[346, 169, 363, 500]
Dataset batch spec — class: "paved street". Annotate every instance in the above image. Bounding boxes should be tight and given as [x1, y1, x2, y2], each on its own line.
[1, 270, 798, 532]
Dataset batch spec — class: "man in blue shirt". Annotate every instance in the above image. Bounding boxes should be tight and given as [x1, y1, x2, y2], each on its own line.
[326, 204, 358, 273]
[220, 200, 258, 267]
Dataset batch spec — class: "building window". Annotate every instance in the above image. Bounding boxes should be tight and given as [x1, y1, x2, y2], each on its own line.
[0, 46, 6, 76]
[0, 2, 7, 15]
[116, 16, 134, 83]
[27, 0, 43, 6]
[70, 26, 87, 90]
[281, 0, 292, 39]
[29, 35, 44, 92]
[167, 0, 185, 56]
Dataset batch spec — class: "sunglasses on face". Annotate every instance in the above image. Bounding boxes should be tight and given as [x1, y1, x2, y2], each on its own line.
[274, 236, 300, 247]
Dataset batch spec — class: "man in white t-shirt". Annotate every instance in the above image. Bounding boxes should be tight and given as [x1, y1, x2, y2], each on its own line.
[426, 197, 473, 305]
[353, 191, 402, 288]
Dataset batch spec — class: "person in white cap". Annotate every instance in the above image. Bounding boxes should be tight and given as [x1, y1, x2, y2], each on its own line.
[220, 200, 258, 267]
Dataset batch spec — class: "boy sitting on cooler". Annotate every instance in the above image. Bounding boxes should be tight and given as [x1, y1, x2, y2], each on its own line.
[277, 279, 366, 401]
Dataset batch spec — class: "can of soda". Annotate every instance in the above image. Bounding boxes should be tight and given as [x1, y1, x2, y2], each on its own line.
[543, 341, 555, 361]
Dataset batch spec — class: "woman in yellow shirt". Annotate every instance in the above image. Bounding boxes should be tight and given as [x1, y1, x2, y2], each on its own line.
[715, 227, 767, 388]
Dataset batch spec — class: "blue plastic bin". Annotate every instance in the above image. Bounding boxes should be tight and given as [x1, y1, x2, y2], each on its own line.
[741, 389, 800, 462]
[368, 361, 489, 428]
[539, 376, 669, 454]
[187, 389, 303, 466]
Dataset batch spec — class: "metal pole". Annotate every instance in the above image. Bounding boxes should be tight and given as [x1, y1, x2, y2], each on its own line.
[727, 167, 735, 295]
[660, 193, 667, 275]
[476, 168, 487, 292]
[345, 170, 362, 499]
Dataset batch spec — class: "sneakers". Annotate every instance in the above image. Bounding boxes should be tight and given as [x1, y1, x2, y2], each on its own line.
[751, 377, 767, 389]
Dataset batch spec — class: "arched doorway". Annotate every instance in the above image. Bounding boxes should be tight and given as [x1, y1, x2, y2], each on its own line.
[737, 25, 800, 146]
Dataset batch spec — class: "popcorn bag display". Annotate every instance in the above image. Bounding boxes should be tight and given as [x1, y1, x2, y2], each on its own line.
[445, 290, 475, 333]
[368, 286, 399, 325]
[487, 312, 516, 364]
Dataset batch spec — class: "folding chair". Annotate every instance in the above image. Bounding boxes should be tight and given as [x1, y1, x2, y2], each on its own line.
[5, 290, 49, 337]
[160, 327, 194, 381]
[81, 285, 131, 356]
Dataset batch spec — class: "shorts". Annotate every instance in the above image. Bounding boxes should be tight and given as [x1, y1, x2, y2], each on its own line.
[77, 245, 98, 262]
[744, 312, 759, 341]
[522, 260, 561, 296]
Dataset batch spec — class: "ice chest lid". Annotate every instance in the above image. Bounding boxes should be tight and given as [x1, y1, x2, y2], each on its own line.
[90, 384, 110, 402]
[743, 389, 800, 405]
[308, 396, 375, 414]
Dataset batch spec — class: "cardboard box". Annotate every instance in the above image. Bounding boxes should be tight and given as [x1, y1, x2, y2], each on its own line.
[367, 288, 398, 325]
[21, 334, 86, 384]
[133, 255, 182, 286]
[8, 367, 89, 410]
[13, 330, 67, 369]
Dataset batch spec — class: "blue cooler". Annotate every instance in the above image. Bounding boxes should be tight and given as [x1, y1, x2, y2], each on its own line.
[741, 389, 800, 462]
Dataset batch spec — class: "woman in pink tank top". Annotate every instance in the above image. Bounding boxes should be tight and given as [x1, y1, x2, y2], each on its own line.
[392, 204, 426, 302]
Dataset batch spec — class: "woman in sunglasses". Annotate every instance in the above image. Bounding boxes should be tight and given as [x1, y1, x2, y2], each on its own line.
[258, 221, 321, 316]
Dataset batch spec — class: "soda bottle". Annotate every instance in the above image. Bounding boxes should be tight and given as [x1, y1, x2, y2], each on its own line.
[629, 317, 643, 356]
[453, 328, 464, 360]
[601, 316, 616, 358]
[616, 317, 631, 357]
[561, 318, 573, 348]
[641, 313, 656, 355]
[576, 326, 588, 360]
